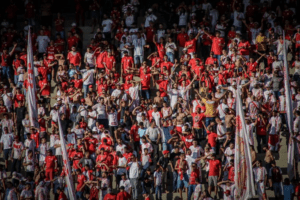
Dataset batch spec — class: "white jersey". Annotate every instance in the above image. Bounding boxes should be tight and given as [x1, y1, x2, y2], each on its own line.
[108, 111, 118, 126]
[189, 145, 204, 159]
[269, 116, 282, 135]
[38, 143, 49, 162]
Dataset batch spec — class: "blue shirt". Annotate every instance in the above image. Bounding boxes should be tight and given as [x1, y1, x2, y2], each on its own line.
[138, 128, 147, 144]
[283, 184, 294, 200]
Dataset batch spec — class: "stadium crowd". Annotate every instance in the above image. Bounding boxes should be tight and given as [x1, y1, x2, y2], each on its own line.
[0, 0, 300, 199]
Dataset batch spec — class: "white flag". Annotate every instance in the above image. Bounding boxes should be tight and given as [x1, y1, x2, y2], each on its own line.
[27, 28, 39, 127]
[58, 114, 77, 200]
[284, 31, 296, 180]
[234, 87, 255, 199]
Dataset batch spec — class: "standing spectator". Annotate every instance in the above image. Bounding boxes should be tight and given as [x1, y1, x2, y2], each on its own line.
[153, 166, 162, 200]
[0, 127, 14, 170]
[128, 155, 141, 200]
[36, 30, 50, 58]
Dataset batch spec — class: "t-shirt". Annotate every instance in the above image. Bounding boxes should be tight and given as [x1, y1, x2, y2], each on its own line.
[128, 162, 141, 179]
[153, 171, 162, 185]
[208, 159, 221, 176]
[45, 155, 57, 169]
[207, 131, 218, 147]
[102, 19, 113, 32]
[81, 69, 95, 85]
[36, 35, 50, 53]
[0, 133, 14, 149]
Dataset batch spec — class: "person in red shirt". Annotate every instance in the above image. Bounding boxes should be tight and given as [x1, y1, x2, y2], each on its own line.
[54, 12, 65, 38]
[204, 153, 222, 196]
[75, 168, 87, 199]
[67, 46, 82, 67]
[44, 150, 57, 189]
[38, 74, 51, 110]
[103, 50, 116, 73]
[238, 38, 251, 60]
[145, 21, 156, 44]
[14, 88, 25, 108]
[103, 188, 117, 200]
[116, 186, 131, 200]
[203, 123, 218, 151]
[67, 31, 78, 50]
[247, 55, 264, 75]
[203, 30, 225, 65]
[177, 28, 189, 57]
[184, 31, 201, 55]
[160, 55, 173, 74]
[188, 163, 200, 200]
[54, 34, 65, 53]
[155, 75, 169, 102]
[153, 35, 166, 59]
[121, 51, 134, 79]
[1, 44, 17, 81]
[57, 187, 68, 200]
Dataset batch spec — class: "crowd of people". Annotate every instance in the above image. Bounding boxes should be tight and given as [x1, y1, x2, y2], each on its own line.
[0, 0, 300, 199]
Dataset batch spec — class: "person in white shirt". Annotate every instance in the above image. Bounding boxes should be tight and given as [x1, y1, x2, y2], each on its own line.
[165, 37, 177, 63]
[102, 14, 114, 41]
[144, 8, 157, 28]
[209, 8, 219, 32]
[128, 155, 141, 200]
[125, 12, 135, 28]
[36, 30, 50, 54]
[252, 160, 267, 198]
[78, 64, 95, 97]
[10, 136, 24, 174]
[232, 4, 244, 31]
[178, 8, 188, 27]
[84, 47, 95, 68]
[87, 106, 97, 130]
[119, 173, 132, 194]
[132, 32, 147, 67]
[0, 126, 14, 169]
[153, 167, 163, 200]
[273, 35, 292, 61]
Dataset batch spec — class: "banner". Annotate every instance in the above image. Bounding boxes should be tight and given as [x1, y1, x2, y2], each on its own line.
[284, 31, 295, 180]
[27, 28, 39, 127]
[234, 87, 255, 199]
[58, 114, 77, 200]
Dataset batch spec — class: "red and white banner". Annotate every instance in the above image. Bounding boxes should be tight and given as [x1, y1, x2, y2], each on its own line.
[58, 114, 77, 200]
[27, 28, 39, 127]
[234, 87, 255, 199]
[284, 31, 296, 180]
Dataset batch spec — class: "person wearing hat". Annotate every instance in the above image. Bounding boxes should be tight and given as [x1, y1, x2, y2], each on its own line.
[144, 8, 157, 28]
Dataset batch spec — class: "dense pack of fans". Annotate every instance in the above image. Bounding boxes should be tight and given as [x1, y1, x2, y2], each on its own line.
[0, 0, 300, 199]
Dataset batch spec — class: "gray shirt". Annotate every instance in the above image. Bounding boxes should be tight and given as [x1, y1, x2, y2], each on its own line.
[272, 76, 282, 92]
[145, 126, 161, 141]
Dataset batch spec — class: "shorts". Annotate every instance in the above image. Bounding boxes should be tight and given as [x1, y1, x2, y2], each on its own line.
[177, 173, 189, 189]
[4, 149, 12, 160]
[226, 127, 233, 133]
[208, 176, 218, 187]
[51, 121, 58, 126]
[134, 55, 143, 65]
[41, 96, 50, 104]
[45, 169, 54, 181]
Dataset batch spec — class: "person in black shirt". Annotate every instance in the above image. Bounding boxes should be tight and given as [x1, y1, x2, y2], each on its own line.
[141, 168, 154, 194]
[169, 146, 181, 192]
[158, 150, 170, 193]
[14, 101, 26, 140]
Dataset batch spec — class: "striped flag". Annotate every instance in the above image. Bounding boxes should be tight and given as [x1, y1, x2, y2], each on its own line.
[234, 86, 255, 199]
[27, 28, 39, 127]
[284, 31, 296, 180]
[57, 113, 77, 200]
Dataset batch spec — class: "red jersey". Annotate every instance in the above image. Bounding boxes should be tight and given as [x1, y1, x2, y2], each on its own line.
[96, 51, 107, 69]
[45, 155, 57, 169]
[238, 41, 251, 55]
[191, 113, 205, 128]
[76, 174, 87, 191]
[207, 130, 218, 147]
[38, 79, 50, 96]
[67, 52, 82, 66]
[121, 56, 134, 73]
[104, 55, 116, 72]
[55, 18, 65, 32]
[14, 94, 25, 108]
[189, 169, 200, 184]
[47, 46, 57, 61]
[140, 74, 151, 90]
[67, 36, 78, 50]
[104, 193, 117, 200]
[38, 118, 46, 132]
[145, 27, 156, 43]
[184, 38, 197, 54]
[208, 159, 221, 176]
[155, 43, 165, 59]
[210, 36, 225, 55]
[177, 33, 189, 47]
[156, 80, 168, 97]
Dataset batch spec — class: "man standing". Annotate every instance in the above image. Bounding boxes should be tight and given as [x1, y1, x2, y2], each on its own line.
[0, 127, 14, 169]
[128, 155, 141, 200]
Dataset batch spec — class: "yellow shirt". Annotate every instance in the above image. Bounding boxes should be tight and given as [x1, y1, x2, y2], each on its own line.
[202, 98, 216, 117]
